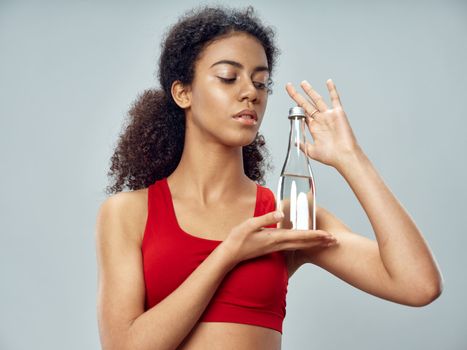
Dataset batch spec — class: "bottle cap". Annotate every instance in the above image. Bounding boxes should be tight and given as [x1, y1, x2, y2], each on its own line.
[288, 106, 306, 117]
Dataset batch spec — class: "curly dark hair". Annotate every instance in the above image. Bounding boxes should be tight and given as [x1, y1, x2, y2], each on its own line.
[105, 5, 280, 195]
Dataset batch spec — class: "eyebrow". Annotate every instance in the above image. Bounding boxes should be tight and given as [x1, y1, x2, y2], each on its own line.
[210, 59, 270, 73]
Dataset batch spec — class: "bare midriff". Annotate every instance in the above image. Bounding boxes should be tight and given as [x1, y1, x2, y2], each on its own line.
[177, 322, 282, 350]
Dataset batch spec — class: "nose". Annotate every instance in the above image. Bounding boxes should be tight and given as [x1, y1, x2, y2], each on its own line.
[238, 78, 259, 103]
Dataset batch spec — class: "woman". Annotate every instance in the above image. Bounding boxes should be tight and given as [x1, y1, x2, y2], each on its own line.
[95, 5, 443, 350]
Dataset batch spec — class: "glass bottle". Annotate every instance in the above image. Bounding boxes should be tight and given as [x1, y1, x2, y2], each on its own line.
[276, 106, 316, 230]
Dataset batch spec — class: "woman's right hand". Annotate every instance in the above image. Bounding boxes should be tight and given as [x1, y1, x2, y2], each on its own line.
[220, 210, 338, 266]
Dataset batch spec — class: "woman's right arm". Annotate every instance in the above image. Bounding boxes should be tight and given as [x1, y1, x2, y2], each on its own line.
[95, 194, 237, 350]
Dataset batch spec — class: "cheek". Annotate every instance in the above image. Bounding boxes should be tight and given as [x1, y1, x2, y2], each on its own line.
[191, 83, 232, 118]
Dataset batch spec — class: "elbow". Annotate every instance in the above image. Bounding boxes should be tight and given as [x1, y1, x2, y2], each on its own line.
[406, 277, 444, 307]
[100, 335, 132, 350]
[99, 326, 139, 350]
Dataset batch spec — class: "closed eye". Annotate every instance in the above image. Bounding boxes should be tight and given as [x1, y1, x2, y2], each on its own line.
[253, 81, 267, 90]
[218, 77, 237, 83]
[218, 77, 270, 91]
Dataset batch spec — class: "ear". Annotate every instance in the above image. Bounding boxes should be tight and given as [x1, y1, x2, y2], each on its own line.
[171, 80, 192, 109]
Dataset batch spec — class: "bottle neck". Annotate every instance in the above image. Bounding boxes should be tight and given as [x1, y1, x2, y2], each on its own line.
[280, 116, 312, 177]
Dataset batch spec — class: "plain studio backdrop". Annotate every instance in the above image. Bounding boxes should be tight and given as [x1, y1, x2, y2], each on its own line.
[1, 0, 466, 349]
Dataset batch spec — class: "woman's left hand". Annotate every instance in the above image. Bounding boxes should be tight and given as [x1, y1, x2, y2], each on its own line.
[285, 79, 362, 169]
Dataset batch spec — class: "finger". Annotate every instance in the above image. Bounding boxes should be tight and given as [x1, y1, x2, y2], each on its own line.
[326, 78, 342, 109]
[247, 210, 284, 231]
[299, 232, 338, 247]
[324, 240, 339, 247]
[273, 229, 335, 243]
[285, 83, 320, 117]
[299, 229, 335, 239]
[305, 114, 317, 130]
[300, 80, 328, 112]
[275, 232, 336, 250]
[285, 237, 338, 251]
[285, 82, 319, 111]
[294, 140, 314, 159]
[294, 235, 338, 248]
[259, 227, 337, 250]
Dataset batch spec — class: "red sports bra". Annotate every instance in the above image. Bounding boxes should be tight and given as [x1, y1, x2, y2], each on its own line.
[141, 177, 289, 333]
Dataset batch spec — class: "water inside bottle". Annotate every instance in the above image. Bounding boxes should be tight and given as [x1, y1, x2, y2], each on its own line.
[276, 173, 316, 230]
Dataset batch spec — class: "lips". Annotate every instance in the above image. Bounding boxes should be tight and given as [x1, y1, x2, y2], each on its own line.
[233, 109, 258, 121]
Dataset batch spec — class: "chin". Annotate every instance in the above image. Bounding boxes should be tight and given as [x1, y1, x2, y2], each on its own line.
[222, 132, 259, 148]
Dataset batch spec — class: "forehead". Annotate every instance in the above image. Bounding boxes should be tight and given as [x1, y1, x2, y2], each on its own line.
[196, 32, 268, 70]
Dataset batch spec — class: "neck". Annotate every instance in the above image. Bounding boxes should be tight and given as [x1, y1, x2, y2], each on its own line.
[167, 125, 252, 206]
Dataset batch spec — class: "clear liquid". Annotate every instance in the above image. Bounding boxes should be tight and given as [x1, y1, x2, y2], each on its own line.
[276, 173, 316, 230]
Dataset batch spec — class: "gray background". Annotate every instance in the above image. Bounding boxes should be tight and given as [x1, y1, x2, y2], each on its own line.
[1, 0, 465, 349]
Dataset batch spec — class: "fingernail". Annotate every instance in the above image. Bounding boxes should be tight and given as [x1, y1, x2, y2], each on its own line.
[274, 211, 284, 219]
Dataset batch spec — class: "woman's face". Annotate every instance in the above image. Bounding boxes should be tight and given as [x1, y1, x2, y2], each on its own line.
[185, 32, 270, 147]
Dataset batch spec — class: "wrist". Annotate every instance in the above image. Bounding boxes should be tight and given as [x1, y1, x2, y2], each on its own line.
[214, 242, 239, 272]
[335, 145, 369, 176]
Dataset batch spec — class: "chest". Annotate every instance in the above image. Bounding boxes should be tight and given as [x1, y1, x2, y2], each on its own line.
[173, 202, 300, 279]
[173, 199, 256, 241]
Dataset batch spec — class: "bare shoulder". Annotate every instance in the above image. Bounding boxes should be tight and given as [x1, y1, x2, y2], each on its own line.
[94, 188, 150, 347]
[96, 188, 149, 243]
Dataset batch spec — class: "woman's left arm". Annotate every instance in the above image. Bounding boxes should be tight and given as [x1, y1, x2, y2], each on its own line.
[285, 79, 443, 307]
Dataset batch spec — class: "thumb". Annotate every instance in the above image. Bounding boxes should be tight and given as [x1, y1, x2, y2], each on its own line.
[294, 140, 315, 159]
[249, 210, 284, 230]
